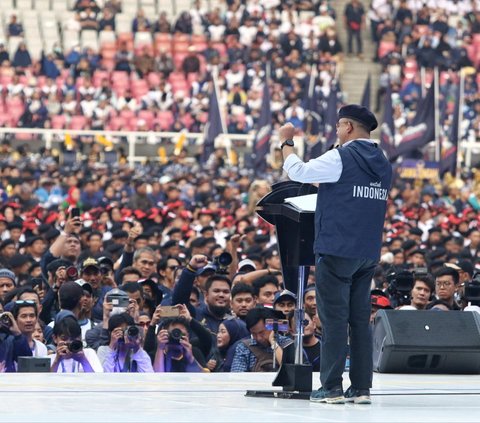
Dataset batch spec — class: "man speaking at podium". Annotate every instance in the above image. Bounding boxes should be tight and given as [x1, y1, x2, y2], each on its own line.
[280, 105, 392, 404]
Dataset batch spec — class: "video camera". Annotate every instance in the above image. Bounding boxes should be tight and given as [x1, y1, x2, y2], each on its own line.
[386, 269, 414, 307]
[211, 252, 232, 275]
[464, 272, 480, 306]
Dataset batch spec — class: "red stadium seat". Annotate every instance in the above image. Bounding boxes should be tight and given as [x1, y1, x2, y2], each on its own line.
[147, 72, 161, 86]
[155, 110, 174, 130]
[137, 110, 155, 127]
[69, 115, 88, 130]
[93, 70, 110, 87]
[106, 116, 125, 131]
[51, 114, 67, 129]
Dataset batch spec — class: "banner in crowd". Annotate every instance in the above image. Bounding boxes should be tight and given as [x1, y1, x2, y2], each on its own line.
[389, 80, 436, 162]
[253, 71, 272, 175]
[202, 79, 223, 163]
[398, 159, 440, 181]
[361, 74, 371, 110]
[324, 81, 338, 151]
[380, 79, 395, 158]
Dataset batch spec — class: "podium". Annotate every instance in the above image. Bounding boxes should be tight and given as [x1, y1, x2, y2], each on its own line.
[246, 181, 317, 399]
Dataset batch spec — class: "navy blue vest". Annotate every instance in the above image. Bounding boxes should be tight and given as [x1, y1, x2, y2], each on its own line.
[314, 140, 392, 261]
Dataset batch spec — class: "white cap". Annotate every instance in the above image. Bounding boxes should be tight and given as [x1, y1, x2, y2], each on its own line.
[238, 259, 256, 272]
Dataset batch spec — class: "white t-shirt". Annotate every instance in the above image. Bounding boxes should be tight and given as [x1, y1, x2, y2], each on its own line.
[50, 348, 104, 373]
[32, 340, 49, 357]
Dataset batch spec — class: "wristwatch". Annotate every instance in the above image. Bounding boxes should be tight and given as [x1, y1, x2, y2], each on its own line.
[281, 139, 294, 149]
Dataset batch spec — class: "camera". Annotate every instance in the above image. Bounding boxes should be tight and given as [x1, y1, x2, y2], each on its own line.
[125, 325, 140, 340]
[66, 266, 79, 281]
[464, 272, 480, 306]
[211, 252, 232, 275]
[0, 313, 12, 329]
[67, 340, 83, 354]
[386, 269, 414, 307]
[106, 289, 130, 315]
[168, 328, 184, 344]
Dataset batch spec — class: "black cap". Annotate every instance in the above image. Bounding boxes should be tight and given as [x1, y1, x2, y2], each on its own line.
[47, 258, 74, 274]
[338, 104, 378, 131]
[80, 257, 100, 273]
[9, 253, 30, 268]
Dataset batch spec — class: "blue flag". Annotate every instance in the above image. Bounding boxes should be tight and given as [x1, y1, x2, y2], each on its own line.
[303, 70, 323, 160]
[360, 74, 371, 109]
[441, 80, 461, 176]
[202, 79, 223, 163]
[253, 73, 272, 175]
[324, 81, 338, 151]
[389, 81, 435, 161]
[380, 80, 396, 158]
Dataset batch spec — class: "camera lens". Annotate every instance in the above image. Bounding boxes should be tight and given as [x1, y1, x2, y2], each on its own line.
[217, 252, 232, 267]
[168, 328, 183, 344]
[0, 313, 12, 328]
[66, 266, 79, 280]
[68, 340, 83, 353]
[126, 326, 140, 338]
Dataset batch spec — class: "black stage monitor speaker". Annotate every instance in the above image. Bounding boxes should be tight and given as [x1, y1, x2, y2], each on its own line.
[373, 310, 480, 374]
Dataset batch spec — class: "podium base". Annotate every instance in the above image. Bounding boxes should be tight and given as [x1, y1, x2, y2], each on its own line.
[272, 363, 313, 393]
[245, 390, 310, 400]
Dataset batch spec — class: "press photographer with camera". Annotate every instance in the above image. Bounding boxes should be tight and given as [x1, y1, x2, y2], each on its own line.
[99, 313, 153, 373]
[50, 315, 102, 373]
[153, 316, 207, 372]
[0, 307, 31, 372]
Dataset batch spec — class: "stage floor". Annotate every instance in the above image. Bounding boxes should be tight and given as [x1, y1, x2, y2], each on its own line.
[1, 372, 479, 422]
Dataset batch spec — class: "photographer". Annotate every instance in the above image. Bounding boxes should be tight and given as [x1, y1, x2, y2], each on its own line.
[99, 313, 153, 373]
[230, 307, 292, 373]
[0, 309, 31, 372]
[153, 316, 207, 372]
[50, 316, 102, 372]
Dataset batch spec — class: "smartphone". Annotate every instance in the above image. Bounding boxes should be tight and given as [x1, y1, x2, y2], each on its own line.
[31, 278, 44, 290]
[160, 306, 180, 317]
[70, 208, 80, 218]
[265, 318, 289, 332]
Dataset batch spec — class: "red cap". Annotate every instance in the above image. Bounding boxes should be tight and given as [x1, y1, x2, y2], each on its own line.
[371, 295, 391, 309]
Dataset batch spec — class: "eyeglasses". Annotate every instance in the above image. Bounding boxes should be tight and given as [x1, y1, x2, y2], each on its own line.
[336, 120, 351, 128]
[435, 281, 453, 288]
[137, 321, 151, 327]
[168, 265, 180, 271]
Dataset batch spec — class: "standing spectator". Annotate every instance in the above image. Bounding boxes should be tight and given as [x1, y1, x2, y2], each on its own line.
[7, 14, 24, 38]
[344, 0, 365, 58]
[12, 42, 32, 70]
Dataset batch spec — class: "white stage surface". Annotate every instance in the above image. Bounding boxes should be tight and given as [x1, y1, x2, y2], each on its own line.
[1, 372, 480, 422]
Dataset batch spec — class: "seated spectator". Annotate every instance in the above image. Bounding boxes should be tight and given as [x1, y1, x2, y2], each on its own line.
[98, 313, 153, 372]
[12, 42, 32, 70]
[114, 42, 133, 74]
[99, 7, 116, 31]
[132, 9, 151, 33]
[174, 12, 193, 34]
[153, 12, 172, 33]
[134, 47, 155, 78]
[7, 14, 24, 38]
[181, 47, 200, 78]
[0, 44, 9, 66]
[50, 316, 103, 372]
[206, 319, 249, 372]
[0, 269, 16, 302]
[79, 6, 99, 31]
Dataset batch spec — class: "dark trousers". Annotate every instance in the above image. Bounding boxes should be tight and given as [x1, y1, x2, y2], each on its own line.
[347, 28, 362, 54]
[315, 254, 375, 391]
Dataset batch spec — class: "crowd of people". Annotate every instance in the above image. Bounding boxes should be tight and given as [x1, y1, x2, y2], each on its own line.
[0, 0, 480, 375]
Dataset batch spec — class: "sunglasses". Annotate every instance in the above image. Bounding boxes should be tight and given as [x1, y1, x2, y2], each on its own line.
[15, 300, 36, 305]
[137, 321, 151, 327]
